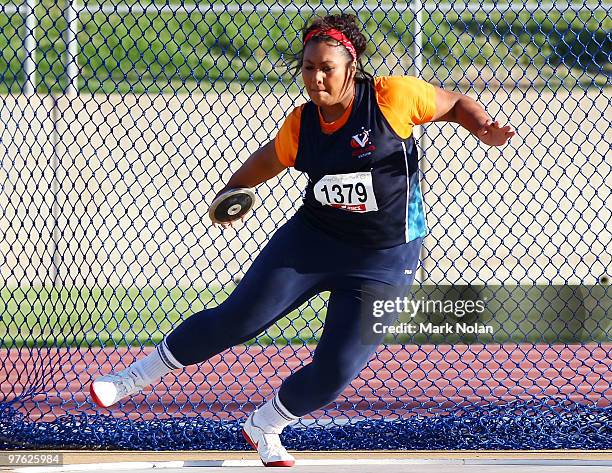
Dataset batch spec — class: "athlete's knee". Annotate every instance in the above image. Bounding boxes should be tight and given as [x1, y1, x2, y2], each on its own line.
[165, 304, 255, 360]
[182, 299, 252, 330]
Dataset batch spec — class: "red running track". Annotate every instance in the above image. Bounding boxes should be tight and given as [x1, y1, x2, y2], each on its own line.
[1, 344, 610, 422]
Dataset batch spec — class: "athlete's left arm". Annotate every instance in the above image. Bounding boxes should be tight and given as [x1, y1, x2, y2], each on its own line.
[430, 87, 515, 146]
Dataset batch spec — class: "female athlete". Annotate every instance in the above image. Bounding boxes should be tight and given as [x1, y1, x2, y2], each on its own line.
[91, 13, 515, 467]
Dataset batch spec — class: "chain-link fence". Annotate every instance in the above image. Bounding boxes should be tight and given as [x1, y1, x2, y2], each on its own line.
[0, 1, 610, 450]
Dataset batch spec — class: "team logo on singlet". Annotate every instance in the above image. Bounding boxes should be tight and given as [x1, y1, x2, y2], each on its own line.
[350, 127, 376, 158]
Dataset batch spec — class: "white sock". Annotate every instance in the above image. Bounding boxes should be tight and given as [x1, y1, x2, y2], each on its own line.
[128, 337, 185, 385]
[252, 392, 300, 434]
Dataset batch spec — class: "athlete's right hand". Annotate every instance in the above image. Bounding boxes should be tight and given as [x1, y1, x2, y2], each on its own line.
[209, 187, 256, 228]
[214, 216, 244, 229]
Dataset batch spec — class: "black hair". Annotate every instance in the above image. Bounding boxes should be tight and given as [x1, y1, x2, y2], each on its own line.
[292, 13, 373, 82]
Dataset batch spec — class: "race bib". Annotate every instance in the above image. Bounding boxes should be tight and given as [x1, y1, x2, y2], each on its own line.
[313, 172, 378, 213]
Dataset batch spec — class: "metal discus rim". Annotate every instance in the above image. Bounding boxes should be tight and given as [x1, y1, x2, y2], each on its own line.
[208, 187, 257, 224]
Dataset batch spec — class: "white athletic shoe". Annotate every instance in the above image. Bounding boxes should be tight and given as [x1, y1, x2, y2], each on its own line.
[90, 368, 146, 408]
[242, 412, 295, 467]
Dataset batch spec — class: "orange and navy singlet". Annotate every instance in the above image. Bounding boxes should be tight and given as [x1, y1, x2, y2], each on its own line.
[274, 75, 436, 248]
[165, 75, 436, 419]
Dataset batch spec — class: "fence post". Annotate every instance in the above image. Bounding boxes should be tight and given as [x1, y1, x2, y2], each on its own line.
[411, 0, 430, 284]
[23, 0, 37, 94]
[65, 0, 79, 95]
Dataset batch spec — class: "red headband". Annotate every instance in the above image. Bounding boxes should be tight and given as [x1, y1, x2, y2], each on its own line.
[304, 27, 357, 62]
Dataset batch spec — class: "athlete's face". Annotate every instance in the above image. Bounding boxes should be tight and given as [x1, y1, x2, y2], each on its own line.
[301, 41, 356, 108]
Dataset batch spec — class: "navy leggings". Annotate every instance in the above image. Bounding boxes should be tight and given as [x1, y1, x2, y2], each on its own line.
[166, 213, 422, 417]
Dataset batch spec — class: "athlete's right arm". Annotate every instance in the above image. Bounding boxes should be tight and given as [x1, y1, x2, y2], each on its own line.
[216, 140, 287, 197]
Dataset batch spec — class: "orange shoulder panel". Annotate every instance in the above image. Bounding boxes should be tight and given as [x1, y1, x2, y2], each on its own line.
[374, 76, 437, 139]
[274, 104, 304, 168]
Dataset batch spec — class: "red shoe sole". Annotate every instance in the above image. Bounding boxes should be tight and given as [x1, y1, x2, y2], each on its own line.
[241, 428, 294, 467]
[242, 428, 258, 450]
[264, 460, 295, 467]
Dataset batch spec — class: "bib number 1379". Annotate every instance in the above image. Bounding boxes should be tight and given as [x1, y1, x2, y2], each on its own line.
[313, 172, 378, 213]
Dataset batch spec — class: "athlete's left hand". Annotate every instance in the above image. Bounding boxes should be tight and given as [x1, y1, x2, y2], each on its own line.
[476, 120, 515, 146]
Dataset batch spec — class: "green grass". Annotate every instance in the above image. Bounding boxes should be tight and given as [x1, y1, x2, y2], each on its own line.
[0, 285, 328, 348]
[1, 284, 608, 349]
[0, 3, 609, 93]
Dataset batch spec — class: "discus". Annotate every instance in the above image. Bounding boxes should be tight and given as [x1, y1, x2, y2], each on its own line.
[208, 188, 256, 224]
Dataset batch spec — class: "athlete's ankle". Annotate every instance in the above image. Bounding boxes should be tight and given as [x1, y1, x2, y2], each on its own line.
[128, 337, 185, 385]
[252, 392, 300, 434]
